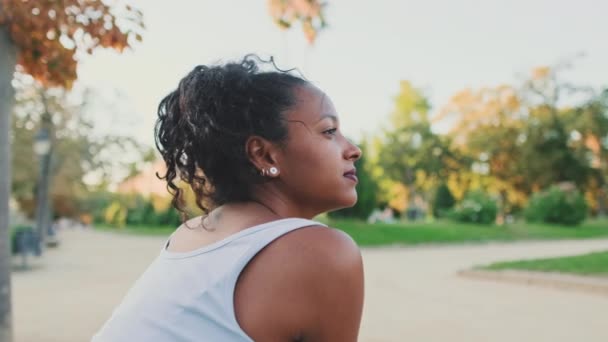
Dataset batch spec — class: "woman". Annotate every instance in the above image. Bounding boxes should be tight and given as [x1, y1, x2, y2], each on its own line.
[93, 55, 364, 341]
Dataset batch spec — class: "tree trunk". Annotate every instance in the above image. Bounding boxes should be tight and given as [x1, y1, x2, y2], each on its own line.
[0, 20, 17, 342]
[34, 111, 53, 255]
[598, 185, 607, 218]
[404, 168, 419, 220]
[497, 189, 508, 225]
[0, 21, 17, 342]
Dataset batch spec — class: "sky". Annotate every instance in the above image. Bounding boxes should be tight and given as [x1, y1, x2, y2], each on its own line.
[77, 0, 608, 148]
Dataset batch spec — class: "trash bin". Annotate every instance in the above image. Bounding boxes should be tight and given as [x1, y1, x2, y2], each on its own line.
[12, 226, 41, 257]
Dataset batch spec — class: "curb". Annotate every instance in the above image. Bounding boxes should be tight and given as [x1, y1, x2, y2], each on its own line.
[458, 269, 608, 296]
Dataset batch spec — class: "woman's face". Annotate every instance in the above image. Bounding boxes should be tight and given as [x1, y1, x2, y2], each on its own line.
[276, 85, 362, 215]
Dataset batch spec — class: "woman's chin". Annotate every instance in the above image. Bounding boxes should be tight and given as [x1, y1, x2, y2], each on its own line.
[333, 193, 358, 210]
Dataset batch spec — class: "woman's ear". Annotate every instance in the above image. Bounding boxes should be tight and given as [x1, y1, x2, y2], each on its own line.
[246, 136, 281, 176]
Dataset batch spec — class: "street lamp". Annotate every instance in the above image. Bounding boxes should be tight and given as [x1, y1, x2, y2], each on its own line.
[34, 124, 52, 254]
[34, 127, 51, 156]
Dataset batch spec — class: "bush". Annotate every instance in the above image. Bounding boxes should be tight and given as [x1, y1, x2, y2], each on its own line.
[525, 186, 587, 226]
[433, 183, 455, 218]
[449, 191, 497, 224]
[100, 193, 183, 227]
[155, 206, 182, 226]
[126, 196, 156, 225]
[77, 191, 115, 224]
[104, 201, 128, 227]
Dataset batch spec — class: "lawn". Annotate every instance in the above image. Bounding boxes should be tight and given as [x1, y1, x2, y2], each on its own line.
[480, 250, 608, 277]
[96, 218, 608, 247]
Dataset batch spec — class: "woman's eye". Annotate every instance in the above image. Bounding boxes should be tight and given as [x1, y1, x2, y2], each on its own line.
[323, 128, 337, 136]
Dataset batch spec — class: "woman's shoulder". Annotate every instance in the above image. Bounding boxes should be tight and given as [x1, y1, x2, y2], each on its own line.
[246, 223, 362, 280]
[235, 225, 364, 340]
[242, 223, 363, 291]
[276, 224, 362, 266]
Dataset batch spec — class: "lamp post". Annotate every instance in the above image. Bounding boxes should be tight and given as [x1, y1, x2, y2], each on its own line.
[34, 120, 52, 254]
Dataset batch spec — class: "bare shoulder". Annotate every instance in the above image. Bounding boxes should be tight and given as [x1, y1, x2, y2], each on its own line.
[235, 225, 364, 341]
[241, 224, 363, 288]
[275, 225, 362, 269]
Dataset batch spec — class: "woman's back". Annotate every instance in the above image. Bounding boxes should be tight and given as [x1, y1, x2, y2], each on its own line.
[93, 218, 337, 341]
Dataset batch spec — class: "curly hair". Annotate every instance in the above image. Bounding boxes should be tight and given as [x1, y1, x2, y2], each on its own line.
[154, 55, 307, 223]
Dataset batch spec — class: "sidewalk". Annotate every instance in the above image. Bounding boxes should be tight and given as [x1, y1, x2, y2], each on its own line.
[11, 229, 608, 342]
[458, 269, 608, 296]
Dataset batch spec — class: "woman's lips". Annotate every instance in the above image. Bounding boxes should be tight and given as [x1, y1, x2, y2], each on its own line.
[344, 174, 358, 183]
[343, 169, 358, 183]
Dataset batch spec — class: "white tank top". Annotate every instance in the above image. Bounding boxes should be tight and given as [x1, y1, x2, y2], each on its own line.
[92, 218, 323, 342]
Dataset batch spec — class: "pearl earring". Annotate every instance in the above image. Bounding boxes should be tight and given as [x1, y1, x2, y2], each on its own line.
[269, 167, 278, 175]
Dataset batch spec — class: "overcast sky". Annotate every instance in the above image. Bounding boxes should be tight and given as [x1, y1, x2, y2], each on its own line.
[77, 0, 608, 147]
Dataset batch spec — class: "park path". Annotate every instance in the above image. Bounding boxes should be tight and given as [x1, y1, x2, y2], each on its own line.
[11, 228, 608, 342]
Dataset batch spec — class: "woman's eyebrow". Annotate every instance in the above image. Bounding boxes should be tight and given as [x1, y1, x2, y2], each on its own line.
[316, 113, 338, 123]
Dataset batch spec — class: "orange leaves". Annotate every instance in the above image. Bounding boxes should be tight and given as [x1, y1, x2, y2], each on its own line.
[267, 0, 326, 44]
[532, 66, 551, 80]
[1, 0, 144, 88]
[17, 37, 78, 89]
[435, 85, 523, 147]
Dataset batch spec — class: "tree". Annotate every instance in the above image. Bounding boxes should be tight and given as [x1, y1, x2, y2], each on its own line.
[0, 1, 144, 340]
[435, 64, 605, 219]
[519, 66, 592, 191]
[432, 183, 455, 218]
[437, 85, 529, 218]
[379, 81, 432, 189]
[11, 74, 147, 219]
[267, 0, 327, 43]
[377, 81, 461, 215]
[0, 15, 15, 342]
[566, 88, 608, 216]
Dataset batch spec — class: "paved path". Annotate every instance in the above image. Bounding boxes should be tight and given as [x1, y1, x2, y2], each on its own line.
[11, 229, 608, 342]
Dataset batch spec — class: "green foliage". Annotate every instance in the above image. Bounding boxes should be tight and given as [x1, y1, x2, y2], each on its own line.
[389, 81, 431, 129]
[125, 196, 156, 225]
[77, 191, 115, 223]
[525, 185, 588, 226]
[104, 201, 127, 227]
[432, 183, 455, 218]
[396, 69, 608, 218]
[153, 205, 182, 227]
[520, 110, 592, 189]
[378, 81, 435, 186]
[449, 191, 498, 224]
[376, 81, 465, 217]
[97, 193, 182, 228]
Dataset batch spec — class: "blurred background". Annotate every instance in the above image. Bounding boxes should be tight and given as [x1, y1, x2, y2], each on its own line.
[1, 1, 607, 341]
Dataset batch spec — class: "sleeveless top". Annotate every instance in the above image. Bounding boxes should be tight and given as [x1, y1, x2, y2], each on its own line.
[92, 218, 324, 342]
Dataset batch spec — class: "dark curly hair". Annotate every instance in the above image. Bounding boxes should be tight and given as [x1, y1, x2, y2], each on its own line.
[154, 55, 308, 223]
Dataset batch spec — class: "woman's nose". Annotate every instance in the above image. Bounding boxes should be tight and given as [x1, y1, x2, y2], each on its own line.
[345, 139, 362, 161]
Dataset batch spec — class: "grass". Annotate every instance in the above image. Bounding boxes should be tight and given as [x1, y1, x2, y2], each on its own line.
[96, 224, 175, 236]
[96, 218, 608, 247]
[480, 250, 608, 277]
[333, 218, 608, 246]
